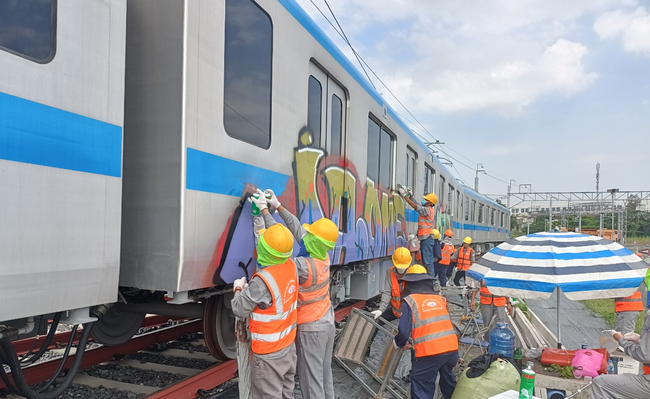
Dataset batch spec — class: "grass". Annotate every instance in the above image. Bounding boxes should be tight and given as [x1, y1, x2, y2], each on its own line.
[515, 301, 530, 320]
[581, 298, 644, 333]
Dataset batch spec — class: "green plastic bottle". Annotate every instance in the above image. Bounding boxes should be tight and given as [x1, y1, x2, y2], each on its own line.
[519, 361, 535, 399]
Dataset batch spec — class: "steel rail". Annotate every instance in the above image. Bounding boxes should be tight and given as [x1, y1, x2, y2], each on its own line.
[145, 360, 237, 399]
[0, 319, 202, 389]
[334, 300, 366, 322]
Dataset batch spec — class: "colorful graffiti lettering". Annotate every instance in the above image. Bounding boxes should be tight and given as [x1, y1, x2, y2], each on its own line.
[211, 129, 409, 285]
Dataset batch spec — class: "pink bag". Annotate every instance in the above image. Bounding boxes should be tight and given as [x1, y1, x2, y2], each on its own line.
[572, 349, 604, 378]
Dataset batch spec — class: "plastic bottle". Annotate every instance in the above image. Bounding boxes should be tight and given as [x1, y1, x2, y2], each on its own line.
[513, 347, 523, 369]
[607, 359, 615, 374]
[519, 361, 535, 399]
[581, 337, 588, 349]
[489, 322, 516, 358]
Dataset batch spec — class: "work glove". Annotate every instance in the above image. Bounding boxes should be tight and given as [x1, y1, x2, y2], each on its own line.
[371, 310, 382, 320]
[251, 189, 268, 211]
[602, 329, 618, 338]
[623, 332, 640, 344]
[233, 277, 247, 291]
[264, 189, 281, 209]
[392, 339, 399, 349]
[397, 186, 407, 197]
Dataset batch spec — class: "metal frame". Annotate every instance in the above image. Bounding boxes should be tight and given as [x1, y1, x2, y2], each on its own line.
[334, 308, 408, 399]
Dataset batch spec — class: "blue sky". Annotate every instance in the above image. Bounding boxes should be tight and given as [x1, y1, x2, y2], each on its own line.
[294, 0, 650, 200]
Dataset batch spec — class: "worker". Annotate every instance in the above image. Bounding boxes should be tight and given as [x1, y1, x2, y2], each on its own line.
[394, 264, 458, 399]
[370, 247, 412, 322]
[398, 187, 438, 280]
[591, 309, 650, 398]
[451, 237, 475, 286]
[431, 229, 445, 286]
[471, 279, 513, 329]
[258, 189, 337, 399]
[231, 223, 298, 399]
[439, 229, 456, 285]
[615, 289, 644, 334]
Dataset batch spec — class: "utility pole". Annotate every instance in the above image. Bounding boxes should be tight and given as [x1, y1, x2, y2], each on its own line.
[474, 163, 485, 192]
[608, 188, 618, 240]
[507, 179, 515, 209]
[597, 163, 602, 237]
[549, 196, 553, 231]
[578, 204, 582, 233]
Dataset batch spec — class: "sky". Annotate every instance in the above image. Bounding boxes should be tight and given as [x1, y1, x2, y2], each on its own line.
[293, 0, 650, 201]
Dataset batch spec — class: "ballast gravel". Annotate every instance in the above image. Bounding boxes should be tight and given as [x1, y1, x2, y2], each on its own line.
[81, 364, 186, 387]
[125, 352, 215, 369]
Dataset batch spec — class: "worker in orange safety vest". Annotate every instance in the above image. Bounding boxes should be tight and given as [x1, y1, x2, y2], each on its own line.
[451, 237, 475, 286]
[615, 290, 644, 334]
[370, 247, 412, 322]
[259, 189, 338, 399]
[398, 187, 439, 281]
[471, 279, 513, 333]
[439, 229, 456, 285]
[231, 223, 298, 399]
[394, 264, 459, 399]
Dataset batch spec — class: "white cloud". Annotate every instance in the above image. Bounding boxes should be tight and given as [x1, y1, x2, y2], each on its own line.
[594, 7, 650, 55]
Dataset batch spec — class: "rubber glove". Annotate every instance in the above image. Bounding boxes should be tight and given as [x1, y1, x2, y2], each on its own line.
[602, 329, 618, 338]
[392, 339, 399, 349]
[251, 189, 268, 211]
[233, 277, 247, 291]
[371, 310, 382, 320]
[623, 332, 640, 344]
[397, 186, 407, 197]
[264, 189, 281, 209]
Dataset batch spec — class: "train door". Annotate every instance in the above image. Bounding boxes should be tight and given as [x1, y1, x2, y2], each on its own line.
[308, 63, 348, 261]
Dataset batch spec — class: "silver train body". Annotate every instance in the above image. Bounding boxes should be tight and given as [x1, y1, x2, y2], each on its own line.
[0, 0, 508, 337]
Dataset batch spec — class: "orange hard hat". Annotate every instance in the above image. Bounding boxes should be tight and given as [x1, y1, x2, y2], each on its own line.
[444, 229, 453, 237]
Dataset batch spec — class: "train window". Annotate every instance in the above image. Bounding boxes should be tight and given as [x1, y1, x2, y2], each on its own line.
[406, 147, 417, 192]
[491, 208, 495, 225]
[0, 0, 57, 63]
[423, 164, 435, 195]
[439, 176, 446, 208]
[448, 184, 455, 216]
[471, 200, 476, 222]
[224, 0, 273, 149]
[464, 197, 469, 221]
[330, 94, 343, 155]
[457, 191, 461, 220]
[307, 76, 322, 146]
[478, 203, 484, 223]
[367, 117, 394, 188]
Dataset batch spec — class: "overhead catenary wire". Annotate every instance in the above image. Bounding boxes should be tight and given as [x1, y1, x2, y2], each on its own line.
[304, 0, 517, 189]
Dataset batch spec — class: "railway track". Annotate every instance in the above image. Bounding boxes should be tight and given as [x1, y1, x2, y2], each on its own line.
[1, 301, 366, 399]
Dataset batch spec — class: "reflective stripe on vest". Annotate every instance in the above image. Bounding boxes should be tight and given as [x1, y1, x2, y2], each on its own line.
[615, 291, 644, 312]
[480, 280, 507, 307]
[249, 259, 298, 355]
[389, 267, 407, 318]
[417, 207, 435, 237]
[297, 256, 332, 325]
[440, 244, 455, 265]
[456, 247, 473, 271]
[404, 294, 458, 358]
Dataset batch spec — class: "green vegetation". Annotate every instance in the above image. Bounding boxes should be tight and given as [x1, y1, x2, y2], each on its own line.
[581, 299, 644, 333]
[515, 301, 530, 320]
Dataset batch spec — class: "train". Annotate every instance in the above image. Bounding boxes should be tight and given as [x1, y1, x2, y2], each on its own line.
[0, 0, 509, 395]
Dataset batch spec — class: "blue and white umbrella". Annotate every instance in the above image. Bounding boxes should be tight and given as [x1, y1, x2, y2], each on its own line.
[467, 232, 648, 348]
[467, 232, 647, 300]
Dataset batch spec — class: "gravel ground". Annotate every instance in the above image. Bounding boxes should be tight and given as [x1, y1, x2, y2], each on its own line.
[125, 352, 215, 369]
[40, 383, 144, 399]
[166, 341, 210, 353]
[81, 364, 186, 388]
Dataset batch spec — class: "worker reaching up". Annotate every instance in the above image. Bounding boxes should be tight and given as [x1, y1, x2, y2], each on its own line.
[256, 189, 337, 399]
[398, 187, 439, 281]
[231, 223, 298, 399]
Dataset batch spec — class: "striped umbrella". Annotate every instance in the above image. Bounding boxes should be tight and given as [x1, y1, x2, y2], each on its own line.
[467, 232, 648, 347]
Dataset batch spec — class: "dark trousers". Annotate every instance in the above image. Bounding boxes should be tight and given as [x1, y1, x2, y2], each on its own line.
[411, 350, 458, 399]
[434, 263, 449, 287]
[453, 270, 466, 286]
[420, 237, 434, 276]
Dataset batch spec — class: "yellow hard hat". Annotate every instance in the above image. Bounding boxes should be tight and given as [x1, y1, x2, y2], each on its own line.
[406, 264, 428, 275]
[302, 218, 339, 244]
[463, 237, 472, 244]
[444, 229, 453, 237]
[432, 229, 441, 240]
[423, 193, 438, 205]
[392, 247, 412, 271]
[258, 224, 294, 254]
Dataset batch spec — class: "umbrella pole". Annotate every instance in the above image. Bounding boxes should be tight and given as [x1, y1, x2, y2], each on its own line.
[557, 288, 562, 349]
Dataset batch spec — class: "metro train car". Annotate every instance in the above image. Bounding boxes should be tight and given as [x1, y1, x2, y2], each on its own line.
[0, 0, 508, 395]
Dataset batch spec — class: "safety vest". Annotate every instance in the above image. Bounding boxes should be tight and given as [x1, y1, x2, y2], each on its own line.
[249, 259, 298, 355]
[644, 364, 650, 375]
[403, 294, 459, 358]
[417, 207, 435, 237]
[615, 291, 644, 313]
[297, 256, 331, 325]
[440, 244, 455, 266]
[456, 247, 474, 271]
[480, 280, 507, 307]
[388, 267, 407, 318]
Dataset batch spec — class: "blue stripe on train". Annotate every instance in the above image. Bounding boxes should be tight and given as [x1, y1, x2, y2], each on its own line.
[186, 148, 290, 196]
[0, 91, 122, 177]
